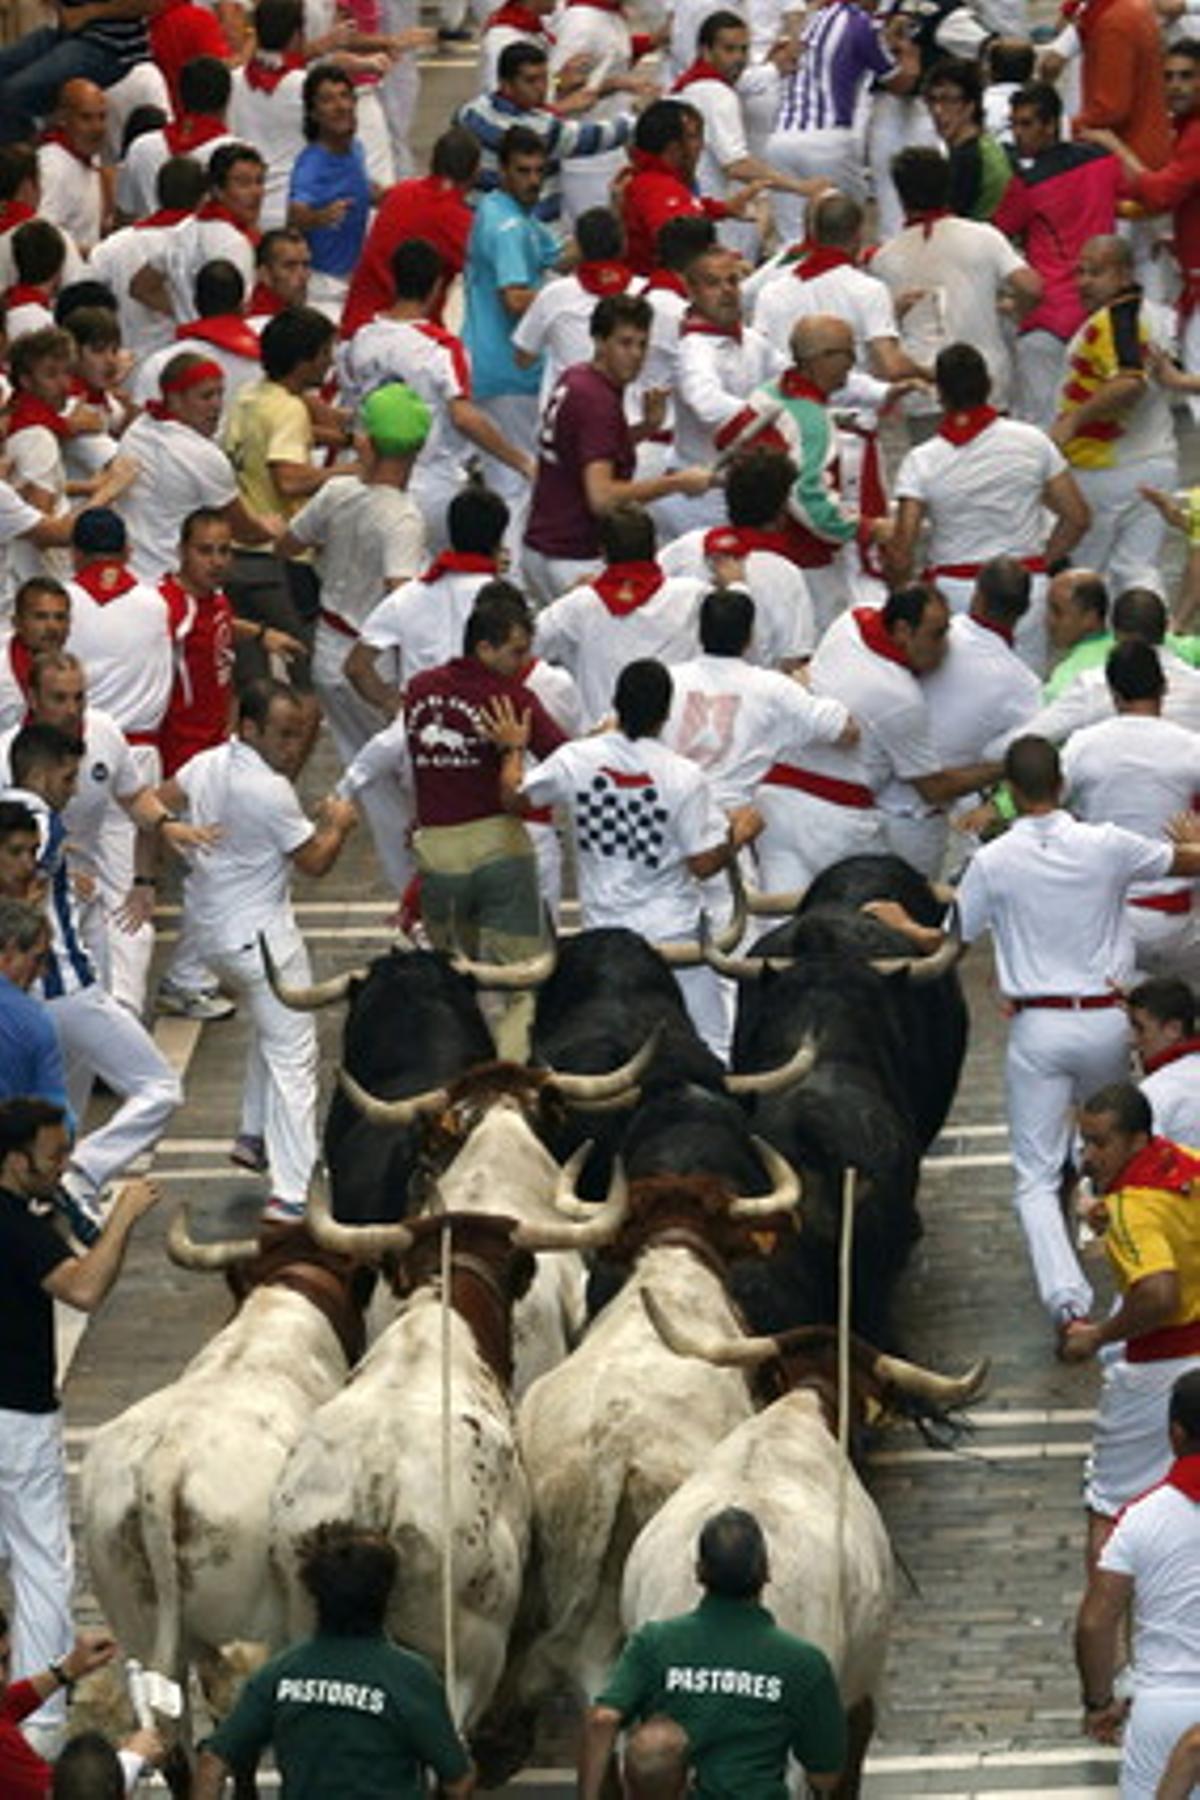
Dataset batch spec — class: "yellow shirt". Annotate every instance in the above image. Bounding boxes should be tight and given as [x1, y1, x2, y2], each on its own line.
[223, 377, 312, 538]
[1056, 293, 1154, 471]
[1105, 1157, 1200, 1328]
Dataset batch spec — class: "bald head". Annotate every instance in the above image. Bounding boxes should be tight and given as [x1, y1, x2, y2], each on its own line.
[1077, 233, 1136, 312]
[622, 1717, 690, 1798]
[56, 79, 106, 157]
[809, 189, 863, 250]
[791, 314, 855, 394]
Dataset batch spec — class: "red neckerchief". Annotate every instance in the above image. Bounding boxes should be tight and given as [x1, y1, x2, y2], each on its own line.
[74, 559, 138, 603]
[1167, 1453, 1200, 1502]
[69, 374, 108, 407]
[778, 368, 827, 405]
[577, 258, 633, 296]
[971, 611, 1014, 646]
[681, 306, 742, 344]
[644, 267, 688, 296]
[485, 0, 551, 34]
[176, 314, 262, 359]
[9, 637, 32, 694]
[7, 391, 71, 440]
[4, 284, 50, 309]
[593, 559, 664, 616]
[905, 205, 952, 240]
[1143, 1036, 1200, 1074]
[938, 404, 999, 447]
[673, 57, 728, 91]
[247, 279, 285, 316]
[134, 206, 192, 230]
[789, 242, 855, 282]
[0, 199, 35, 233]
[422, 550, 497, 583]
[855, 605, 912, 670]
[705, 524, 793, 560]
[163, 112, 228, 155]
[243, 51, 304, 92]
[1115, 1136, 1200, 1194]
[631, 147, 679, 178]
[197, 198, 260, 245]
[40, 127, 96, 169]
[569, 0, 622, 10]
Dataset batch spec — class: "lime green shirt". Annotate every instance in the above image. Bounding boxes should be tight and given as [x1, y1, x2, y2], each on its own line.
[206, 1633, 470, 1798]
[1044, 629, 1200, 698]
[598, 1593, 845, 1796]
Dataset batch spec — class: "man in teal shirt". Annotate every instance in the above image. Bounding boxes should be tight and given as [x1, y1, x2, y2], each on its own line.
[580, 1508, 845, 1798]
[194, 1524, 474, 1799]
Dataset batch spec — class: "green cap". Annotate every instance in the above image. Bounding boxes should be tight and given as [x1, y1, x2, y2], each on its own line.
[361, 381, 432, 455]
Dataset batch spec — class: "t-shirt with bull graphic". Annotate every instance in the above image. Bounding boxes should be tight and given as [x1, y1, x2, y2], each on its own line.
[597, 1592, 845, 1796]
[405, 656, 566, 828]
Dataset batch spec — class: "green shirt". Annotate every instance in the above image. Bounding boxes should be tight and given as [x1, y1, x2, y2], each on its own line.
[206, 1633, 470, 1798]
[598, 1594, 845, 1797]
[1044, 629, 1200, 698]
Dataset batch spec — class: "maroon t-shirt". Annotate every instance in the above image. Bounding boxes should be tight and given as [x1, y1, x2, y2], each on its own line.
[525, 362, 635, 560]
[405, 656, 566, 827]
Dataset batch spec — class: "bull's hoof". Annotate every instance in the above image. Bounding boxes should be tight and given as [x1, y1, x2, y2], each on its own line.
[161, 1743, 193, 1800]
[469, 1705, 538, 1789]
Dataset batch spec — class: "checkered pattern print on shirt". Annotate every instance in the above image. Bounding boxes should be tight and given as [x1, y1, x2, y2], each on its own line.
[574, 769, 670, 869]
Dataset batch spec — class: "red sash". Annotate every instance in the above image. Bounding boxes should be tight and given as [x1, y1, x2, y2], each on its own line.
[762, 763, 873, 808]
[593, 560, 664, 616]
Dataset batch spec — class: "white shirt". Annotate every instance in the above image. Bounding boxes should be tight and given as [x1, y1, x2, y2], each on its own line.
[0, 482, 44, 623]
[66, 573, 174, 735]
[0, 706, 140, 871]
[131, 339, 260, 429]
[894, 417, 1065, 572]
[535, 572, 707, 727]
[6, 785, 94, 998]
[513, 272, 650, 410]
[1019, 651, 1200, 744]
[521, 730, 728, 939]
[1062, 712, 1200, 898]
[922, 614, 1040, 767]
[549, 6, 631, 123]
[115, 413, 238, 583]
[286, 477, 426, 633]
[122, 127, 237, 222]
[657, 530, 816, 666]
[89, 222, 181, 359]
[37, 141, 103, 254]
[6, 425, 69, 594]
[360, 566, 495, 686]
[682, 75, 749, 202]
[1141, 1053, 1200, 1146]
[662, 652, 849, 807]
[177, 738, 314, 952]
[6, 298, 54, 339]
[674, 322, 781, 466]
[228, 66, 307, 231]
[163, 217, 258, 324]
[955, 810, 1173, 996]
[1101, 1483, 1200, 1691]
[871, 217, 1026, 408]
[752, 262, 897, 364]
[338, 317, 474, 487]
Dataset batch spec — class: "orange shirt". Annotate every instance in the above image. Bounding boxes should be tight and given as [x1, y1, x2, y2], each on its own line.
[1074, 0, 1171, 171]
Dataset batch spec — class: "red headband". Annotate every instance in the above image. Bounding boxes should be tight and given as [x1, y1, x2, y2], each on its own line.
[161, 357, 223, 396]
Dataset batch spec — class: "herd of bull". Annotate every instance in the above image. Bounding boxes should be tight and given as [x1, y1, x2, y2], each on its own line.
[79, 855, 989, 1797]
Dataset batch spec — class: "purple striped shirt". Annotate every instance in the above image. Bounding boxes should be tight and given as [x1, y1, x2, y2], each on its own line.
[776, 0, 896, 131]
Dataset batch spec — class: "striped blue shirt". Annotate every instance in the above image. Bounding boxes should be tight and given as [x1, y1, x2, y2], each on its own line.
[2, 789, 95, 1001]
[776, 1, 896, 131]
[455, 90, 633, 223]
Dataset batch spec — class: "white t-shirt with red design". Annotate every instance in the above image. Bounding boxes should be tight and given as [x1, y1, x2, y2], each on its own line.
[338, 315, 474, 486]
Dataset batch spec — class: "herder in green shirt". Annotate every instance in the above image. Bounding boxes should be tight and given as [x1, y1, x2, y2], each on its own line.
[580, 1508, 845, 1798]
[195, 1523, 474, 1799]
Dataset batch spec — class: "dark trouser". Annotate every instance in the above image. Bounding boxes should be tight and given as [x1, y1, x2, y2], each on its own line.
[0, 29, 128, 141]
[227, 550, 316, 693]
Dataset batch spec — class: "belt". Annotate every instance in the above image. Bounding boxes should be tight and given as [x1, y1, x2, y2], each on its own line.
[1127, 1318, 1200, 1364]
[1130, 888, 1193, 915]
[929, 554, 1047, 581]
[125, 729, 160, 748]
[762, 763, 874, 810]
[318, 607, 358, 640]
[1009, 993, 1122, 1012]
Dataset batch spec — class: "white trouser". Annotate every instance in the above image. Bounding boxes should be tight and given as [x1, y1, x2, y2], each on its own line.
[312, 622, 415, 893]
[1073, 456, 1176, 599]
[1005, 1005, 1130, 1320]
[49, 983, 181, 1199]
[1013, 330, 1069, 429]
[765, 127, 864, 244]
[1184, 308, 1200, 424]
[755, 788, 885, 892]
[1129, 900, 1200, 986]
[560, 146, 625, 226]
[1085, 1349, 1199, 1517]
[94, 742, 160, 1015]
[204, 929, 317, 1209]
[881, 811, 945, 879]
[476, 394, 538, 554]
[377, 0, 419, 179]
[674, 962, 734, 1064]
[1122, 1688, 1200, 1799]
[338, 715, 416, 894]
[356, 88, 395, 188]
[934, 570, 1049, 677]
[0, 1407, 72, 1732]
[520, 547, 602, 608]
[867, 93, 939, 242]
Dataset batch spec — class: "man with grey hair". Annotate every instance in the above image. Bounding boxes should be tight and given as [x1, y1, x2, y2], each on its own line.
[622, 1716, 690, 1797]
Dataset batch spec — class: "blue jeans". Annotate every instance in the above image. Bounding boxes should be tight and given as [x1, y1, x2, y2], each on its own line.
[0, 27, 127, 141]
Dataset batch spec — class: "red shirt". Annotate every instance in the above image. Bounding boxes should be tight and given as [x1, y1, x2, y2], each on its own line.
[340, 175, 473, 339]
[1129, 110, 1200, 307]
[0, 1682, 50, 1798]
[526, 362, 634, 560]
[620, 149, 726, 276]
[149, 0, 231, 111]
[159, 576, 236, 777]
[405, 657, 565, 827]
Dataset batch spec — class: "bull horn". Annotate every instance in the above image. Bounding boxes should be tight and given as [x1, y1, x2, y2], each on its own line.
[873, 1350, 989, 1409]
[728, 1137, 802, 1219]
[654, 864, 748, 967]
[259, 934, 361, 1011]
[869, 934, 963, 985]
[544, 1026, 661, 1102]
[567, 1087, 642, 1114]
[448, 945, 558, 990]
[336, 1067, 450, 1127]
[305, 1170, 415, 1259]
[166, 1207, 259, 1272]
[514, 1155, 630, 1252]
[552, 1141, 602, 1220]
[930, 881, 956, 908]
[724, 1036, 816, 1097]
[743, 882, 805, 917]
[699, 915, 796, 981]
[640, 1286, 779, 1366]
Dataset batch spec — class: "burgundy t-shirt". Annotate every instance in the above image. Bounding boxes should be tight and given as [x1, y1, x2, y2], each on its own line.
[525, 362, 635, 560]
[405, 657, 566, 827]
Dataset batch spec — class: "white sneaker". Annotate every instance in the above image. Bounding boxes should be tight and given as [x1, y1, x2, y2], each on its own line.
[157, 980, 237, 1021]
